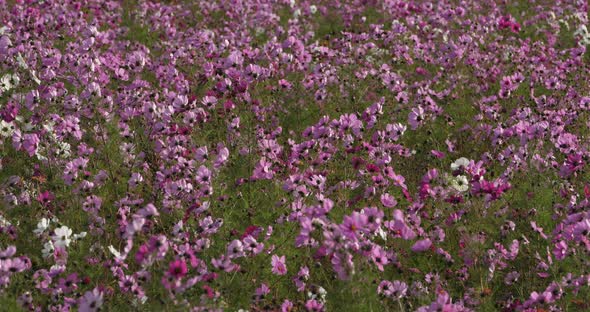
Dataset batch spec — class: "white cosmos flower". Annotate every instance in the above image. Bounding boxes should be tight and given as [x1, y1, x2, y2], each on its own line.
[30, 70, 41, 85]
[558, 19, 569, 30]
[14, 116, 34, 131]
[376, 226, 387, 241]
[0, 120, 15, 137]
[0, 74, 13, 92]
[73, 232, 87, 240]
[36, 147, 47, 161]
[108, 245, 122, 259]
[307, 286, 328, 303]
[16, 53, 40, 84]
[16, 53, 27, 69]
[56, 141, 71, 158]
[42, 122, 55, 133]
[574, 25, 588, 37]
[0, 215, 11, 227]
[33, 218, 50, 235]
[42, 241, 54, 258]
[574, 25, 590, 46]
[131, 295, 148, 306]
[10, 74, 19, 87]
[310, 5, 317, 14]
[451, 157, 470, 171]
[318, 286, 327, 301]
[450, 175, 469, 192]
[52, 226, 73, 248]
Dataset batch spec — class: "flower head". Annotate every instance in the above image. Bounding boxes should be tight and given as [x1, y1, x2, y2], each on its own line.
[271, 254, 287, 275]
[52, 226, 73, 249]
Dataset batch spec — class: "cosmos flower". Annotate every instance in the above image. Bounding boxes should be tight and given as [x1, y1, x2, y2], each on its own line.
[411, 239, 432, 252]
[408, 106, 425, 130]
[168, 259, 188, 279]
[341, 212, 368, 240]
[78, 288, 103, 312]
[52, 226, 73, 249]
[450, 175, 469, 192]
[271, 254, 287, 275]
[380, 193, 397, 208]
[33, 218, 51, 236]
[451, 157, 470, 171]
[0, 120, 15, 137]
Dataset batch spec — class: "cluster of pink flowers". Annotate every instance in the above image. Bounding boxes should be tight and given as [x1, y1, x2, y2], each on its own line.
[0, 0, 589, 311]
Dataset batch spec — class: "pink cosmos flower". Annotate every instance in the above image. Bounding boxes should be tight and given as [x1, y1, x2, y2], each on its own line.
[255, 283, 270, 301]
[408, 106, 425, 130]
[22, 133, 40, 157]
[281, 299, 294, 312]
[271, 254, 287, 275]
[380, 193, 397, 208]
[430, 150, 445, 159]
[37, 190, 54, 206]
[304, 299, 324, 311]
[371, 246, 390, 271]
[411, 238, 432, 252]
[78, 288, 103, 312]
[341, 212, 368, 240]
[553, 241, 568, 260]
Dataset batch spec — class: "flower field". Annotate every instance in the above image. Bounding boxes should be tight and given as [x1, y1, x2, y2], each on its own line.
[0, 0, 589, 311]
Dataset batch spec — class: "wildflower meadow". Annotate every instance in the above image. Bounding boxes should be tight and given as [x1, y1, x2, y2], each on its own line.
[0, 0, 589, 311]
